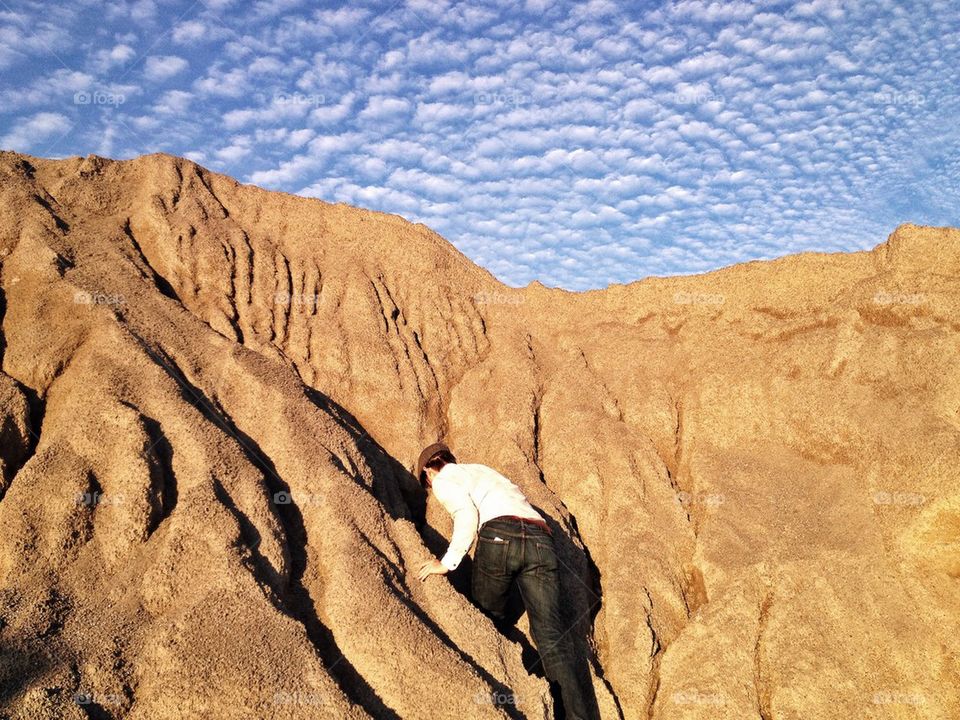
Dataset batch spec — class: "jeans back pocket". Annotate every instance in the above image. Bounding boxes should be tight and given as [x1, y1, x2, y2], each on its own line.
[476, 536, 510, 576]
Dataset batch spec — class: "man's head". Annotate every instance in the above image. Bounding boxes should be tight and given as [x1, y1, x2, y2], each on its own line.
[415, 442, 457, 488]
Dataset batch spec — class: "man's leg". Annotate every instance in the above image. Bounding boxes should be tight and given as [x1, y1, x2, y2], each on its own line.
[471, 530, 516, 624]
[516, 534, 600, 720]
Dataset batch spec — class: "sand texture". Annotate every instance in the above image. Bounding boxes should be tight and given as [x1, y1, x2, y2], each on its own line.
[0, 151, 958, 719]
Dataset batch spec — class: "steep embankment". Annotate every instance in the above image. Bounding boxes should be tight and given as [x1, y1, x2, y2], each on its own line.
[0, 151, 957, 719]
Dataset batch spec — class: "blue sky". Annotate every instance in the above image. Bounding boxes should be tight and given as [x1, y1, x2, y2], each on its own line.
[1, 0, 957, 290]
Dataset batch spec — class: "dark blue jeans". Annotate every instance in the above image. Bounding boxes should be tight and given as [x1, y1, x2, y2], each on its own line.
[472, 518, 600, 720]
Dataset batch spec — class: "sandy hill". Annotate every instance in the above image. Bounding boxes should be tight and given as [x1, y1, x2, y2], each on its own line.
[0, 151, 957, 719]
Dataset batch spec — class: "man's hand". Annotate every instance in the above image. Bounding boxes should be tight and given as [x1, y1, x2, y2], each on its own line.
[417, 559, 448, 582]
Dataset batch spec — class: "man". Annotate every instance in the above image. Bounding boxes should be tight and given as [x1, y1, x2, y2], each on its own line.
[414, 442, 600, 720]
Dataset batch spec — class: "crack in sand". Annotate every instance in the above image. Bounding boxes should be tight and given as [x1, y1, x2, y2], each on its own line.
[754, 592, 774, 720]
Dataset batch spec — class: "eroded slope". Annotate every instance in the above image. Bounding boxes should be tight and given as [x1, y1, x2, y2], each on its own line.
[1, 152, 958, 719]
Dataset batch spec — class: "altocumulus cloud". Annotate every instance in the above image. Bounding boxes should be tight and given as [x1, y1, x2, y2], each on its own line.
[1, 111, 71, 151]
[0, 0, 958, 289]
[144, 55, 190, 82]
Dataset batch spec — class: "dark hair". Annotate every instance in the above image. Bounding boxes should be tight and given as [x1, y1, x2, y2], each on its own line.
[422, 450, 456, 484]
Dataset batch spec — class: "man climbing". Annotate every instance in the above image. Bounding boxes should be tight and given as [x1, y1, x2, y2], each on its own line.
[414, 442, 600, 720]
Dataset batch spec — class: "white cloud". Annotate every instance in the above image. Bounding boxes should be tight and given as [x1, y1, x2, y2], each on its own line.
[193, 67, 248, 98]
[0, 20, 72, 69]
[387, 167, 461, 198]
[144, 55, 189, 81]
[152, 89, 194, 114]
[0, 69, 132, 111]
[645, 66, 682, 85]
[172, 20, 207, 44]
[313, 6, 370, 30]
[130, 0, 156, 22]
[287, 129, 314, 147]
[249, 154, 322, 185]
[216, 142, 251, 162]
[91, 43, 135, 71]
[670, 0, 757, 22]
[96, 122, 118, 156]
[248, 133, 361, 185]
[310, 92, 356, 124]
[825, 51, 859, 72]
[1, 112, 71, 151]
[249, 56, 285, 75]
[357, 95, 412, 121]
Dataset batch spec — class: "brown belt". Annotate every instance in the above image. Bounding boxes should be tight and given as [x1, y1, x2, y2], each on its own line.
[486, 515, 553, 535]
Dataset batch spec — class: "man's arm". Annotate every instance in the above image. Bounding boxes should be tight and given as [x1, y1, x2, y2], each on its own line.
[417, 468, 480, 581]
[431, 470, 479, 571]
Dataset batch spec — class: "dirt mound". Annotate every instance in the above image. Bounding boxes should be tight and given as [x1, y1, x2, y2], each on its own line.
[0, 151, 957, 719]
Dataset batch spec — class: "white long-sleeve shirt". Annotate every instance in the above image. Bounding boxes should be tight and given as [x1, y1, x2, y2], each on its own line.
[431, 462, 544, 571]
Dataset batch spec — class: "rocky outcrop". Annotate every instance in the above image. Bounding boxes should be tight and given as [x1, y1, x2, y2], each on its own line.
[0, 151, 957, 719]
